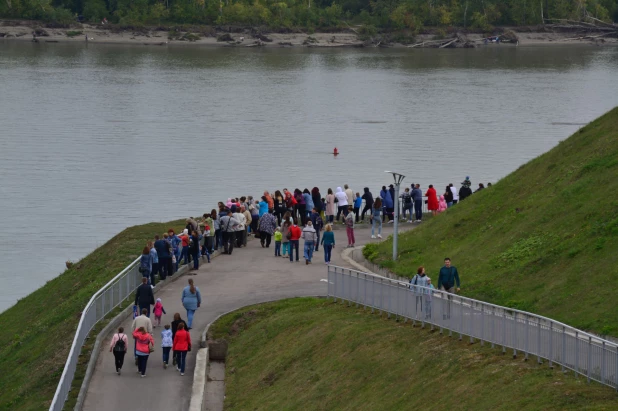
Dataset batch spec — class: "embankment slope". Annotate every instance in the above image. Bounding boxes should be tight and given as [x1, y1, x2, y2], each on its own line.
[366, 107, 618, 336]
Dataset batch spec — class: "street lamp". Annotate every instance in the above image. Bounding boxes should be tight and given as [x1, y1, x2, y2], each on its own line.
[385, 171, 406, 261]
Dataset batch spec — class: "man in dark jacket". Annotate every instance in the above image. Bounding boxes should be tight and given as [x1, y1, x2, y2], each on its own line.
[437, 258, 461, 319]
[154, 235, 171, 280]
[134, 277, 154, 317]
[459, 177, 473, 201]
[360, 187, 374, 222]
[411, 184, 423, 222]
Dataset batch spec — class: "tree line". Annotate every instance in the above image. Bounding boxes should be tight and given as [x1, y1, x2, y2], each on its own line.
[1, 0, 617, 30]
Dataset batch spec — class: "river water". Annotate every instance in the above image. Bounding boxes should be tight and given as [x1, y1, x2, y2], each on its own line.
[1, 42, 617, 312]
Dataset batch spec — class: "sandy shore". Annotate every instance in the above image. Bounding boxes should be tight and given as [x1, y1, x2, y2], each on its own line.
[1, 21, 616, 48]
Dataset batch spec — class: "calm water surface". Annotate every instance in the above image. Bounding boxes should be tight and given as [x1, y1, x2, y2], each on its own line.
[1, 42, 617, 311]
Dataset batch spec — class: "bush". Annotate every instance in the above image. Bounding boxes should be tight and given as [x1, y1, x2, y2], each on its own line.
[83, 0, 108, 22]
[42, 8, 75, 28]
[357, 24, 377, 40]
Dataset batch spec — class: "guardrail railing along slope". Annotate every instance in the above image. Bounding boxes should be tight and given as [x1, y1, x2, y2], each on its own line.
[327, 265, 618, 390]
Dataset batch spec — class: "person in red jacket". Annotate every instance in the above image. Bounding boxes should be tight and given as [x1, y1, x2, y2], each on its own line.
[173, 322, 192, 375]
[425, 185, 439, 216]
[133, 326, 154, 377]
[288, 220, 302, 262]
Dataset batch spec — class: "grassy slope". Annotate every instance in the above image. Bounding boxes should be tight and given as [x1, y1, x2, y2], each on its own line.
[0, 220, 184, 410]
[211, 298, 617, 410]
[365, 108, 618, 336]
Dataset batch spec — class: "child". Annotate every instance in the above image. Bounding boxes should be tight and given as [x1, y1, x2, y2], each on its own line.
[281, 221, 290, 258]
[274, 227, 282, 256]
[353, 192, 362, 223]
[425, 277, 435, 319]
[345, 205, 355, 247]
[161, 324, 173, 368]
[153, 298, 166, 327]
[438, 195, 447, 214]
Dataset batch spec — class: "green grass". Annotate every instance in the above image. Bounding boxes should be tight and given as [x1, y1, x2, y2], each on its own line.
[366, 107, 618, 337]
[65, 30, 83, 37]
[211, 298, 618, 410]
[0, 220, 184, 410]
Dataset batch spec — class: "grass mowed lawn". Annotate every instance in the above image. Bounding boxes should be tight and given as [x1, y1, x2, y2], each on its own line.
[0, 220, 184, 410]
[211, 298, 617, 410]
[365, 107, 618, 337]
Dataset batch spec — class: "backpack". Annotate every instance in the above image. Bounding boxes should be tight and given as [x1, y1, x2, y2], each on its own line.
[404, 194, 412, 204]
[113, 334, 126, 352]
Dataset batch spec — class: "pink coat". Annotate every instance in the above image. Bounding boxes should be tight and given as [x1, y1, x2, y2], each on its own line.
[438, 195, 447, 213]
[153, 301, 165, 317]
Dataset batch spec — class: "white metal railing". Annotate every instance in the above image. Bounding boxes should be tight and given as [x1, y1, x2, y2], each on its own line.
[327, 265, 618, 390]
[49, 257, 141, 410]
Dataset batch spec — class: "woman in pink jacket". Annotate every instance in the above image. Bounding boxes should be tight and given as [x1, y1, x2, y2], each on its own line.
[133, 327, 154, 377]
[109, 326, 128, 375]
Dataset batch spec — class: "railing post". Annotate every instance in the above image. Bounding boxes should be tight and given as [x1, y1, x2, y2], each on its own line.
[404, 284, 408, 323]
[363, 273, 367, 309]
[380, 278, 383, 315]
[333, 267, 337, 303]
[525, 314, 529, 361]
[575, 330, 579, 377]
[537, 320, 542, 364]
[601, 341, 605, 384]
[513, 312, 517, 359]
[469, 301, 474, 344]
[502, 309, 506, 354]
[327, 267, 331, 299]
[549, 322, 553, 368]
[562, 326, 566, 372]
[387, 281, 391, 318]
[491, 306, 495, 348]
[371, 275, 375, 313]
[480, 303, 485, 346]
[587, 336, 592, 383]
[615, 346, 618, 391]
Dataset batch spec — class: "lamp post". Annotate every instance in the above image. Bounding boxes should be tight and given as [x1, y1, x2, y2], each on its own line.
[385, 171, 406, 261]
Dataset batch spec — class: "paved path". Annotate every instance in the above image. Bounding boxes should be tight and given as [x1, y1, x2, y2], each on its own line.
[84, 224, 412, 411]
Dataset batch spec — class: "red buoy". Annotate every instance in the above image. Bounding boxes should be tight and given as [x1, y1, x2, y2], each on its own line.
[333, 147, 339, 155]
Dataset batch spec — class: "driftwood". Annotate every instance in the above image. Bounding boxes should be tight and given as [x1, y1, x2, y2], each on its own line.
[563, 32, 617, 41]
[439, 38, 458, 48]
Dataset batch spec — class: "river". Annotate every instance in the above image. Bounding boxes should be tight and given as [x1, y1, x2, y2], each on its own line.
[1, 42, 617, 312]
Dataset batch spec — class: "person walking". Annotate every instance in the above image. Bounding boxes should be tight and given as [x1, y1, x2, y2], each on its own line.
[109, 327, 128, 375]
[288, 220, 302, 262]
[410, 267, 429, 318]
[310, 207, 324, 251]
[302, 189, 314, 223]
[132, 326, 154, 377]
[360, 187, 374, 222]
[294, 189, 306, 224]
[181, 278, 201, 330]
[232, 206, 246, 249]
[179, 229, 190, 266]
[241, 205, 252, 247]
[379, 186, 393, 223]
[459, 177, 473, 201]
[281, 220, 291, 258]
[168, 229, 182, 273]
[412, 184, 423, 222]
[131, 308, 152, 366]
[437, 257, 461, 319]
[400, 187, 414, 222]
[189, 230, 200, 271]
[274, 227, 282, 256]
[274, 190, 286, 225]
[325, 188, 336, 224]
[258, 210, 277, 247]
[220, 211, 240, 255]
[171, 313, 187, 366]
[335, 187, 348, 222]
[320, 224, 335, 264]
[370, 198, 383, 239]
[135, 277, 154, 317]
[161, 324, 173, 369]
[139, 246, 152, 285]
[173, 323, 192, 376]
[148, 241, 158, 286]
[424, 277, 435, 319]
[154, 235, 171, 280]
[426, 185, 439, 216]
[302, 220, 317, 264]
[153, 298, 166, 328]
[345, 205, 355, 247]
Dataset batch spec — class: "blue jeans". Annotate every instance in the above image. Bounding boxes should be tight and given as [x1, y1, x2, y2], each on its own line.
[304, 241, 314, 262]
[180, 246, 189, 265]
[191, 250, 199, 269]
[176, 350, 188, 373]
[447, 202, 453, 208]
[282, 242, 289, 256]
[414, 200, 423, 221]
[275, 241, 281, 256]
[371, 218, 382, 236]
[186, 309, 195, 328]
[289, 240, 299, 261]
[137, 353, 149, 375]
[403, 204, 413, 220]
[163, 346, 171, 364]
[323, 244, 333, 263]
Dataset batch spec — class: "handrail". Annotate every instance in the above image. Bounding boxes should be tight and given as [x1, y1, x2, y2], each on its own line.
[327, 265, 618, 389]
[49, 257, 140, 411]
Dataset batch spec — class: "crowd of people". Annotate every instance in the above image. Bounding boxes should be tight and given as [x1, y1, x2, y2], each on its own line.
[119, 178, 480, 377]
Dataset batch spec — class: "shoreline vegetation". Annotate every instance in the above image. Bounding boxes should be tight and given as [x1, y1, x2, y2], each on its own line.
[1, 19, 617, 48]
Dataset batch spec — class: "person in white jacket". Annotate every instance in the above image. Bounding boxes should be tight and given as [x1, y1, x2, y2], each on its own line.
[449, 183, 459, 205]
[335, 187, 349, 222]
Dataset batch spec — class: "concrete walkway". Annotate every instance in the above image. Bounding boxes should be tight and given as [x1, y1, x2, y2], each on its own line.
[83, 224, 412, 411]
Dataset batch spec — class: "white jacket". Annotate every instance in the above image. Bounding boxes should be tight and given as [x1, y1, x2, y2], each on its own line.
[335, 187, 348, 206]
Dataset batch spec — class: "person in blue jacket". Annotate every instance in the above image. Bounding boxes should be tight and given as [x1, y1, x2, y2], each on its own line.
[258, 196, 269, 218]
[379, 186, 393, 223]
[181, 278, 201, 329]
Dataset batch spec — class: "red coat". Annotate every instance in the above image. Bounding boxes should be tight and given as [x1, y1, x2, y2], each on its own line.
[173, 329, 192, 351]
[425, 187, 439, 211]
[288, 225, 302, 241]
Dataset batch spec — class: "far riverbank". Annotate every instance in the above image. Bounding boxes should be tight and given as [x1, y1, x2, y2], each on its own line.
[2, 20, 617, 48]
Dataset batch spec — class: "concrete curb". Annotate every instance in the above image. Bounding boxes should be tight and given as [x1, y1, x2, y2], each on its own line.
[74, 251, 220, 411]
[341, 246, 410, 282]
[189, 347, 209, 411]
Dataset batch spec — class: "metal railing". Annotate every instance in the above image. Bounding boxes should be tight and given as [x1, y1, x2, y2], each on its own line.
[49, 257, 142, 411]
[327, 265, 618, 390]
